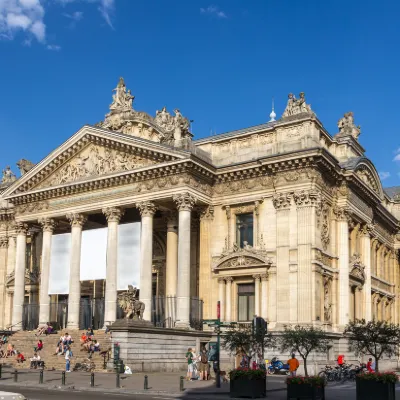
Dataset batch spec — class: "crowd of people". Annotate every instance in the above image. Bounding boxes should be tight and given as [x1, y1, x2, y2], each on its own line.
[185, 346, 212, 382]
[80, 329, 101, 356]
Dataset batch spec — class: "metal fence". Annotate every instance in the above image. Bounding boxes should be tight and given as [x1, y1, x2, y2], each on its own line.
[22, 304, 39, 331]
[49, 301, 68, 330]
[79, 298, 105, 330]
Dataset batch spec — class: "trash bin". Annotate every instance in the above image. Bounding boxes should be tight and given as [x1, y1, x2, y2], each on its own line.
[115, 359, 124, 373]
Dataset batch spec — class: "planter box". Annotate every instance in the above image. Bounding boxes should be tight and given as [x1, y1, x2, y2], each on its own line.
[230, 377, 266, 398]
[356, 379, 395, 400]
[287, 383, 325, 400]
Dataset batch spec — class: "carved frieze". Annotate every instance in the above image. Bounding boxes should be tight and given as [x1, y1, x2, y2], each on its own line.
[38, 144, 155, 188]
[15, 201, 49, 215]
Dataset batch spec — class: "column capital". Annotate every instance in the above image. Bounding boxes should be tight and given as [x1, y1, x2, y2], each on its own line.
[14, 222, 29, 235]
[173, 192, 197, 211]
[199, 205, 214, 221]
[103, 207, 124, 223]
[136, 201, 157, 217]
[360, 223, 374, 237]
[66, 213, 87, 228]
[293, 190, 321, 208]
[261, 273, 269, 281]
[225, 276, 233, 283]
[38, 217, 58, 233]
[252, 274, 261, 280]
[333, 206, 350, 222]
[217, 277, 226, 283]
[272, 192, 292, 210]
[0, 237, 8, 248]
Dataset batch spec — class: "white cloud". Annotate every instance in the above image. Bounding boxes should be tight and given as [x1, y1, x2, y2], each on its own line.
[379, 172, 390, 180]
[200, 5, 227, 19]
[0, 0, 46, 42]
[63, 11, 83, 21]
[47, 44, 61, 51]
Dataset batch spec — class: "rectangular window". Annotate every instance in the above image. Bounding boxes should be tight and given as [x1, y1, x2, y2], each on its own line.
[236, 213, 254, 248]
[237, 283, 255, 321]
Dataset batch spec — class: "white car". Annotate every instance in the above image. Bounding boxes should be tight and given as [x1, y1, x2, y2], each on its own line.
[0, 392, 26, 400]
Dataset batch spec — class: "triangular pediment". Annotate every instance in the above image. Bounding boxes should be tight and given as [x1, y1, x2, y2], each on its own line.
[3, 125, 189, 198]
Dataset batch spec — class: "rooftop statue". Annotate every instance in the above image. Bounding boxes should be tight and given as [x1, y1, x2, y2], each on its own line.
[336, 112, 361, 139]
[109, 77, 135, 111]
[282, 92, 313, 118]
[1, 166, 17, 184]
[17, 159, 35, 175]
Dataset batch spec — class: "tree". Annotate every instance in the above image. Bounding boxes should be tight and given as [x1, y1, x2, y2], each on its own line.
[222, 324, 276, 366]
[344, 319, 400, 372]
[278, 325, 330, 376]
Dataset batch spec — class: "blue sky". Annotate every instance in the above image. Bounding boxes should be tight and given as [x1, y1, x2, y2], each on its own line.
[1, 0, 400, 187]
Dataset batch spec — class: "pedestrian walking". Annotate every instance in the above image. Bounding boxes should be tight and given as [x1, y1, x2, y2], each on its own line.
[287, 353, 299, 377]
[65, 346, 72, 372]
[199, 347, 209, 381]
[185, 347, 194, 381]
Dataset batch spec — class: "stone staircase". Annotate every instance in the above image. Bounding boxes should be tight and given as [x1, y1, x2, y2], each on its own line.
[2, 329, 112, 372]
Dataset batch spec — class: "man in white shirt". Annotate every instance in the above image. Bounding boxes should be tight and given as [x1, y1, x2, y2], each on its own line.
[30, 353, 41, 369]
[65, 346, 71, 372]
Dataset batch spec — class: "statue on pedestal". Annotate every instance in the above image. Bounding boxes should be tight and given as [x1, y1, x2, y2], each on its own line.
[117, 285, 145, 321]
[1, 166, 16, 184]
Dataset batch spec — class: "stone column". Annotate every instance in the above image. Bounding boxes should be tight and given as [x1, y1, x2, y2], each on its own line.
[165, 212, 178, 297]
[335, 207, 350, 327]
[173, 192, 197, 328]
[261, 273, 268, 319]
[0, 238, 9, 329]
[12, 222, 29, 326]
[103, 207, 124, 326]
[355, 287, 363, 320]
[360, 224, 373, 321]
[218, 277, 225, 321]
[253, 274, 261, 317]
[225, 277, 233, 321]
[136, 201, 157, 322]
[272, 193, 292, 323]
[198, 206, 214, 319]
[38, 218, 57, 325]
[66, 213, 87, 329]
[294, 190, 320, 323]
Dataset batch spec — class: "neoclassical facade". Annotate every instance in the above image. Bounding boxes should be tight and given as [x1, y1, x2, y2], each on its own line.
[0, 79, 399, 333]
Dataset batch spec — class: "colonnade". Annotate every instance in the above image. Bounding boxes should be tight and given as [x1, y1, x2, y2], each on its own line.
[10, 192, 197, 329]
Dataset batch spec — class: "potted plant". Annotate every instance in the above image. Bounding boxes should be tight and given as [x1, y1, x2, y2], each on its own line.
[286, 376, 326, 400]
[356, 372, 398, 400]
[229, 368, 266, 398]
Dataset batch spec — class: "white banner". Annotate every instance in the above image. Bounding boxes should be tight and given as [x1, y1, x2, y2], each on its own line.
[117, 222, 141, 290]
[48, 233, 71, 294]
[80, 228, 107, 281]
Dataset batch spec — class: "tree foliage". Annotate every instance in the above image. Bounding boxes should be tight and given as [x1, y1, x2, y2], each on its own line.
[344, 319, 400, 372]
[222, 325, 276, 364]
[278, 325, 330, 376]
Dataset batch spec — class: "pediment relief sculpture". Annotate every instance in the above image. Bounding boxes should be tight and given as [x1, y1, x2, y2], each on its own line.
[355, 166, 380, 195]
[96, 77, 192, 146]
[349, 253, 366, 282]
[36, 144, 155, 188]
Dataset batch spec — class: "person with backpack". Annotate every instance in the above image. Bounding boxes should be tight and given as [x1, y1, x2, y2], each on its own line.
[199, 347, 209, 381]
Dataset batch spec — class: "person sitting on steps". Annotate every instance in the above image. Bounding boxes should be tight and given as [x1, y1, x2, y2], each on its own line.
[30, 352, 41, 369]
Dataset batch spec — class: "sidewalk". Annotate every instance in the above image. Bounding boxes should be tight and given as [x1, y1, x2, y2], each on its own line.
[0, 367, 287, 397]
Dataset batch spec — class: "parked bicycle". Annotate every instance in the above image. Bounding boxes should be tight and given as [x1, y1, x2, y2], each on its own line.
[73, 358, 96, 372]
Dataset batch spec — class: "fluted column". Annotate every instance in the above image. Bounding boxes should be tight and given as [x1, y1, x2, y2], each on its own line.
[355, 287, 363, 320]
[218, 277, 225, 321]
[38, 218, 57, 325]
[165, 212, 178, 296]
[225, 277, 233, 321]
[272, 193, 292, 323]
[360, 224, 373, 321]
[103, 207, 124, 326]
[294, 190, 320, 323]
[253, 274, 261, 317]
[261, 273, 268, 319]
[136, 201, 157, 322]
[66, 213, 87, 329]
[335, 207, 350, 327]
[0, 238, 9, 329]
[173, 192, 197, 328]
[12, 222, 29, 326]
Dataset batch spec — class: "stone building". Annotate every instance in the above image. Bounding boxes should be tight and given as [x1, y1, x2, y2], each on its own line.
[0, 78, 399, 338]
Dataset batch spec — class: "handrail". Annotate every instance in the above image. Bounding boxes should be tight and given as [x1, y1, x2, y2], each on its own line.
[5, 321, 23, 333]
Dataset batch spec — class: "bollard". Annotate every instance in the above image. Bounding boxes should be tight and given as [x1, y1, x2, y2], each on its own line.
[180, 376, 184, 392]
[116, 372, 120, 388]
[144, 375, 148, 390]
[39, 370, 43, 384]
[13, 369, 18, 383]
[90, 372, 94, 387]
[0, 364, 2, 379]
[61, 371, 66, 386]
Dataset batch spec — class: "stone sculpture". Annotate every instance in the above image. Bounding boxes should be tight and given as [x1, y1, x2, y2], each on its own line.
[337, 112, 361, 139]
[1, 166, 16, 184]
[17, 159, 35, 175]
[117, 285, 145, 321]
[110, 77, 135, 111]
[282, 92, 313, 117]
